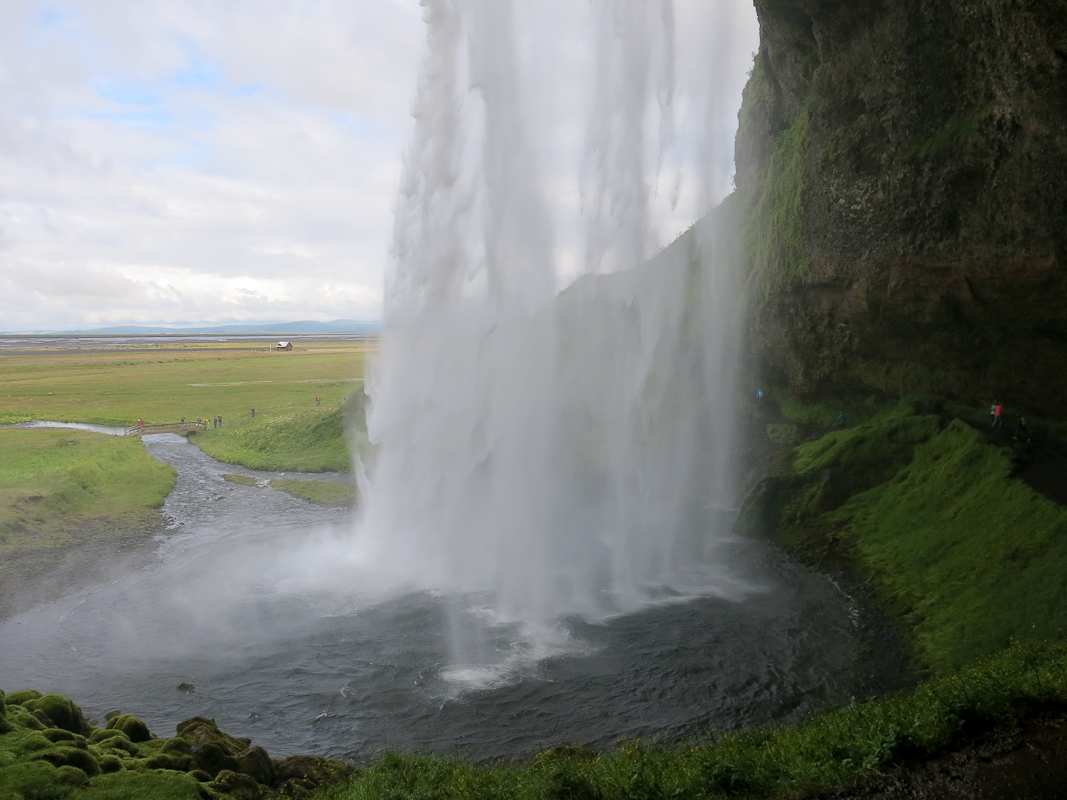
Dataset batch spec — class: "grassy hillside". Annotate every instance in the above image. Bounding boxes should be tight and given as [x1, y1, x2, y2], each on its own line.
[742, 399, 1067, 673]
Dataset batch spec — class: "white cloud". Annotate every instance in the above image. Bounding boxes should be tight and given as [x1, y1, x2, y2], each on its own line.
[0, 0, 758, 332]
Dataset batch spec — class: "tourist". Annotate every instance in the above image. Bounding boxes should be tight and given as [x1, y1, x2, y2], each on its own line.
[251, 407, 256, 418]
[992, 402, 1004, 428]
[1014, 416, 1028, 441]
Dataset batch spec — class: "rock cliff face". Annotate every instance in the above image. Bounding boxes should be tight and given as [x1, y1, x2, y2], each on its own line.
[738, 0, 1067, 412]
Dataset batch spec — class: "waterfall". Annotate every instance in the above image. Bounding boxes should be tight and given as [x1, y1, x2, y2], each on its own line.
[356, 0, 750, 629]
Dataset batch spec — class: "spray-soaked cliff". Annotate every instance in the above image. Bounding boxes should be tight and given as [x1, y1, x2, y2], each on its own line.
[737, 0, 1067, 412]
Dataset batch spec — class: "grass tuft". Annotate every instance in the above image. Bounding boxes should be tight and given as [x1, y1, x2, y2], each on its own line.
[270, 478, 356, 506]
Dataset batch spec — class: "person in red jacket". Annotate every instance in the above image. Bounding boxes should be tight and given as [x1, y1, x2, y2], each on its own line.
[992, 402, 1004, 428]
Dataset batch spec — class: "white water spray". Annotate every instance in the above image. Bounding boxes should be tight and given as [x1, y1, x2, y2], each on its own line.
[357, 0, 752, 630]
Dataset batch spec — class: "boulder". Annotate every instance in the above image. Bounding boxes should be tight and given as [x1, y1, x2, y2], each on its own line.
[235, 746, 275, 786]
[209, 769, 263, 800]
[105, 713, 153, 743]
[25, 694, 91, 735]
[32, 745, 101, 776]
[55, 765, 90, 787]
[273, 754, 357, 793]
[5, 689, 42, 706]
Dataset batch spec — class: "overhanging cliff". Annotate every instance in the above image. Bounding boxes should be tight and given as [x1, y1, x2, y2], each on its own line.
[738, 0, 1067, 412]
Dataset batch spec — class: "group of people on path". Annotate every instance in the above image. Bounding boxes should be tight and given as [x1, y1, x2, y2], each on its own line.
[990, 400, 1029, 441]
[140, 396, 326, 432]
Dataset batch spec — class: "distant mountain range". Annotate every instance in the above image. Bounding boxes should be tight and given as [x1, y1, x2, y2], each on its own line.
[3, 320, 381, 335]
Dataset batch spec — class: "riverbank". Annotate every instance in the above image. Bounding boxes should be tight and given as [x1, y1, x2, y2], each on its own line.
[0, 426, 176, 622]
[191, 393, 369, 474]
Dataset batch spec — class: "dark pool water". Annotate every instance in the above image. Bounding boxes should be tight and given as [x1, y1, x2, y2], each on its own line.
[0, 435, 867, 762]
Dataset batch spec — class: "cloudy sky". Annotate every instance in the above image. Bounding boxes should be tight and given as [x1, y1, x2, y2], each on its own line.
[0, 1, 758, 333]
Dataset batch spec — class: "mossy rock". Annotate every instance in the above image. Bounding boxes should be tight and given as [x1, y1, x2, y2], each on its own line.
[5, 689, 42, 706]
[145, 752, 194, 772]
[31, 745, 100, 776]
[273, 754, 357, 794]
[174, 718, 253, 778]
[105, 713, 152, 743]
[5, 703, 45, 730]
[55, 764, 90, 787]
[235, 746, 275, 786]
[89, 728, 133, 746]
[9, 737, 55, 769]
[162, 737, 193, 755]
[98, 753, 125, 774]
[40, 728, 83, 745]
[766, 422, 801, 445]
[210, 769, 263, 800]
[25, 694, 90, 735]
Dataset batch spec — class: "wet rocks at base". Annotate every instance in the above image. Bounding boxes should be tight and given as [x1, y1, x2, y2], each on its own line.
[0, 688, 355, 799]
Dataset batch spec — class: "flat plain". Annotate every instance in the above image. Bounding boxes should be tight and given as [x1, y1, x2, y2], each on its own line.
[0, 335, 372, 427]
[0, 335, 371, 604]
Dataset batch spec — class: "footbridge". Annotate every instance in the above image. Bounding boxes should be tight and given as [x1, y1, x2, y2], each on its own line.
[124, 421, 210, 436]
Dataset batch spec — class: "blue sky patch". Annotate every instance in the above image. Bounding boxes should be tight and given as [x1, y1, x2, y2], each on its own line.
[95, 81, 162, 107]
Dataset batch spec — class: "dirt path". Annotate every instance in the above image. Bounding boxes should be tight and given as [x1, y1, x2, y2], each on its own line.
[808, 708, 1067, 799]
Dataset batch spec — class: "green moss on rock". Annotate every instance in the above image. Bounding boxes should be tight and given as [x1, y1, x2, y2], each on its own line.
[105, 713, 152, 743]
[6, 689, 42, 706]
[24, 694, 90, 736]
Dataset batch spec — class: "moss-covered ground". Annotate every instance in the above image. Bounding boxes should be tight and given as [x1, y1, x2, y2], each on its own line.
[0, 688, 354, 800]
[744, 397, 1067, 674]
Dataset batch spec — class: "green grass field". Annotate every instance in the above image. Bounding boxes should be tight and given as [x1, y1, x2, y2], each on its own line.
[0, 339, 370, 427]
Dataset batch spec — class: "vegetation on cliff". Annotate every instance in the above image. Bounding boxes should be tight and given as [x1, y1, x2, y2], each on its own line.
[744, 400, 1067, 673]
[736, 0, 1067, 411]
